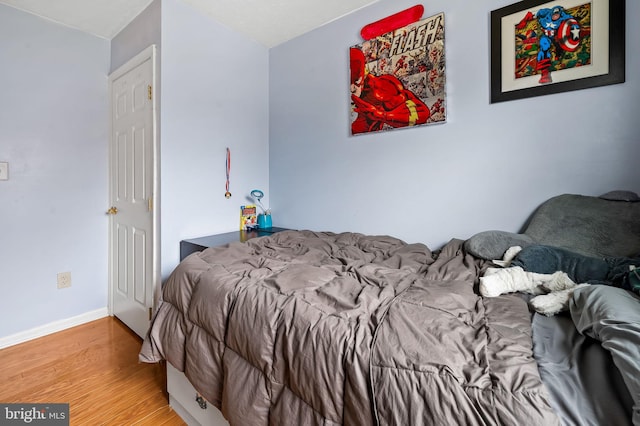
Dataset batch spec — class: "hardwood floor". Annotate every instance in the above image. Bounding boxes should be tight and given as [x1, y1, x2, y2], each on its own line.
[0, 317, 185, 425]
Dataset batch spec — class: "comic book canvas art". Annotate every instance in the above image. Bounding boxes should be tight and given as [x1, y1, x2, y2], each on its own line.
[350, 12, 446, 135]
[514, 3, 591, 85]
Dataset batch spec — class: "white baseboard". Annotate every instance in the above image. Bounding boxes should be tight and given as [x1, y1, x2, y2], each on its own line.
[0, 308, 109, 350]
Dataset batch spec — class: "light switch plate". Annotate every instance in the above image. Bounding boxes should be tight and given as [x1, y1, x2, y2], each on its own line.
[0, 162, 8, 180]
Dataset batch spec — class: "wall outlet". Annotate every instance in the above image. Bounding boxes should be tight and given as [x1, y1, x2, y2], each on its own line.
[0, 162, 8, 180]
[57, 271, 72, 289]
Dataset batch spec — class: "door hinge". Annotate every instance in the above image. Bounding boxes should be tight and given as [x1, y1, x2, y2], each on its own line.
[149, 307, 153, 321]
[148, 85, 152, 101]
[148, 196, 153, 212]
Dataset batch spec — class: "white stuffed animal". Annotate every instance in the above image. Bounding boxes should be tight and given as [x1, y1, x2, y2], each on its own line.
[479, 246, 590, 316]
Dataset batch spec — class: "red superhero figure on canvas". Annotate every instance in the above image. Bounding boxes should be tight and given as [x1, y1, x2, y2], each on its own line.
[517, 5, 582, 84]
[350, 48, 430, 134]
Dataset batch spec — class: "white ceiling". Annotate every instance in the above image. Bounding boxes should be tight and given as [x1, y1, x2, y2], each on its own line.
[0, 0, 379, 47]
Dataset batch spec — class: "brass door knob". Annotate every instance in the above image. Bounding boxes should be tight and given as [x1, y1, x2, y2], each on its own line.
[106, 207, 118, 215]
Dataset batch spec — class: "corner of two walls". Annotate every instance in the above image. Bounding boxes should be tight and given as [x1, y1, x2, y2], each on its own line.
[111, 0, 271, 280]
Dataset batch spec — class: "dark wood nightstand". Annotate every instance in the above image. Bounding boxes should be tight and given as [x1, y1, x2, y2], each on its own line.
[180, 227, 291, 260]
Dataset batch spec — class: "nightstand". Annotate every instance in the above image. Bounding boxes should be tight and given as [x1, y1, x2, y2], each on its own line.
[180, 227, 291, 261]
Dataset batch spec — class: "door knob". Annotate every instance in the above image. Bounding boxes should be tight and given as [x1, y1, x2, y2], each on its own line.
[106, 207, 118, 215]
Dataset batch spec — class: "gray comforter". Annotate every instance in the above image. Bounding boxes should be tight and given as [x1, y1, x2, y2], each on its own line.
[140, 230, 559, 425]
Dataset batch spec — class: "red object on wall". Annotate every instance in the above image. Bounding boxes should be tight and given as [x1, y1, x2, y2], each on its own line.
[360, 4, 425, 40]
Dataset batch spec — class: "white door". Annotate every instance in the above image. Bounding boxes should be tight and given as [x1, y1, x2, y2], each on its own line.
[108, 46, 158, 338]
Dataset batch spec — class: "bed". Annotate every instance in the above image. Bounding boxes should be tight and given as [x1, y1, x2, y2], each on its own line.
[140, 192, 640, 425]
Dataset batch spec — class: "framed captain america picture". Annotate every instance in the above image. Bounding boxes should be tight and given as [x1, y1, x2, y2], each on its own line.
[490, 0, 625, 103]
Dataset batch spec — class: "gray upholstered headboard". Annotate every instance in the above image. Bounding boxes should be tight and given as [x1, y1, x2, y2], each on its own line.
[465, 191, 640, 260]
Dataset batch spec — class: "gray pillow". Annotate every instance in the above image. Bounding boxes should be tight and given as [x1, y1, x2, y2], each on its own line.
[570, 285, 640, 425]
[523, 194, 640, 258]
[463, 230, 535, 260]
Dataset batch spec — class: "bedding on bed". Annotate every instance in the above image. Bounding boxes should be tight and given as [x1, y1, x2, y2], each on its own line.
[531, 311, 634, 426]
[571, 285, 640, 425]
[467, 191, 640, 425]
[140, 230, 558, 425]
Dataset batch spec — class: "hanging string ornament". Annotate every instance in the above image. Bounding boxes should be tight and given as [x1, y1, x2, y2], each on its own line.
[225, 147, 232, 199]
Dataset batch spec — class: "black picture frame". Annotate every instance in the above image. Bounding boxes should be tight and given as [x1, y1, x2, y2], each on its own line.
[490, 0, 625, 103]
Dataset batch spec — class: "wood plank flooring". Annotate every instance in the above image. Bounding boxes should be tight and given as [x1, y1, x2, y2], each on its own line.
[0, 317, 185, 425]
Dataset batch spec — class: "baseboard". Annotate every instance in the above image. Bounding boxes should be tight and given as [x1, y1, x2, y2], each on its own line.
[0, 308, 109, 350]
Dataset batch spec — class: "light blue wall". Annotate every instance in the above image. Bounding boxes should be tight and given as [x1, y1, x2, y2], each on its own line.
[110, 0, 270, 280]
[0, 0, 269, 341]
[1, 0, 637, 341]
[160, 0, 270, 277]
[269, 0, 640, 249]
[0, 5, 110, 337]
[110, 0, 161, 73]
